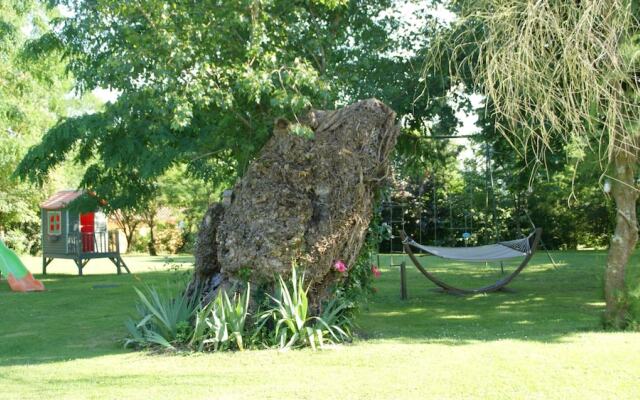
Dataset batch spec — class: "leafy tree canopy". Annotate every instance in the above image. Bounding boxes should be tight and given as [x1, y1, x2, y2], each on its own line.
[0, 0, 75, 251]
[16, 0, 463, 210]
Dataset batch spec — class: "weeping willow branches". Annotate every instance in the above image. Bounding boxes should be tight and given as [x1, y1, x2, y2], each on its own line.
[428, 0, 640, 176]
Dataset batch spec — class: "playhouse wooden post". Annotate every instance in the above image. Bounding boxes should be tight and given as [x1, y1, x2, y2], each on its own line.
[75, 258, 83, 276]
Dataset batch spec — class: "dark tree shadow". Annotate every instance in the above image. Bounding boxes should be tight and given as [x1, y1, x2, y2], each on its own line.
[357, 251, 619, 344]
[0, 250, 634, 367]
[0, 270, 188, 367]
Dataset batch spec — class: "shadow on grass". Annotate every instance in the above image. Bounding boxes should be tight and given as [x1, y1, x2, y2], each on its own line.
[356, 251, 616, 344]
[0, 251, 632, 367]
[0, 269, 189, 368]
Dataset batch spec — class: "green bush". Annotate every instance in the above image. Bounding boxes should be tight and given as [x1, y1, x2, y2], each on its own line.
[191, 284, 251, 351]
[338, 213, 386, 307]
[156, 223, 185, 254]
[256, 266, 353, 350]
[125, 268, 354, 352]
[3, 227, 40, 255]
[3, 230, 30, 254]
[125, 285, 200, 350]
[626, 284, 640, 331]
[178, 230, 196, 253]
[127, 233, 148, 253]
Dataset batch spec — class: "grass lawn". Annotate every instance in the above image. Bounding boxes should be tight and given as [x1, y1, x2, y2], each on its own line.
[1, 251, 640, 399]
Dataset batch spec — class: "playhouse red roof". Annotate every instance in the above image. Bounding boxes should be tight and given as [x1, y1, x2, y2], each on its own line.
[40, 190, 84, 210]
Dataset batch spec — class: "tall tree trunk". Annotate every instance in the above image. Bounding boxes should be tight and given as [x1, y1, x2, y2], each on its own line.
[604, 153, 639, 328]
[148, 219, 157, 256]
[119, 220, 138, 253]
[125, 229, 136, 252]
[141, 206, 159, 256]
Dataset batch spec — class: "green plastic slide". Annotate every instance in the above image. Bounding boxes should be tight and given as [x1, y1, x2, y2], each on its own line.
[0, 239, 45, 292]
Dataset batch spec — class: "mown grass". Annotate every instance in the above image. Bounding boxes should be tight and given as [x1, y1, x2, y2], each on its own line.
[1, 252, 639, 399]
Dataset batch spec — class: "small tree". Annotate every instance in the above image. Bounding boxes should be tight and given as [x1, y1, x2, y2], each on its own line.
[140, 203, 159, 256]
[112, 209, 142, 253]
[430, 0, 639, 327]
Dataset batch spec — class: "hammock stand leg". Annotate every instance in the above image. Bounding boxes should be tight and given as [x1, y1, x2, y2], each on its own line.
[524, 209, 558, 269]
[400, 261, 408, 300]
[539, 239, 559, 270]
[400, 228, 542, 295]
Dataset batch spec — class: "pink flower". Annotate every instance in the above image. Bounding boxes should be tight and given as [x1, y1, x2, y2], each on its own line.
[334, 259, 347, 273]
[371, 265, 381, 278]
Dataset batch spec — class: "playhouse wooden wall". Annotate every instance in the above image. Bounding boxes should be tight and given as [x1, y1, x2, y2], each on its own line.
[41, 209, 80, 256]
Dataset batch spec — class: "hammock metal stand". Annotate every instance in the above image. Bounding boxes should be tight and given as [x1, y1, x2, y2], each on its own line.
[399, 228, 542, 295]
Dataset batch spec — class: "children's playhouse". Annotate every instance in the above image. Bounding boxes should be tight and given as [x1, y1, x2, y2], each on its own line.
[40, 190, 130, 276]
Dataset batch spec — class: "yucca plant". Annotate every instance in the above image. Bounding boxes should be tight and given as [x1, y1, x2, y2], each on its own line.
[191, 285, 251, 351]
[257, 266, 350, 350]
[125, 285, 200, 350]
[318, 296, 354, 343]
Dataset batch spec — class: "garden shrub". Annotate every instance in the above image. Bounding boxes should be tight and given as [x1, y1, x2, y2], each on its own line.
[190, 284, 251, 351]
[3, 227, 40, 255]
[178, 230, 196, 253]
[3, 229, 30, 254]
[127, 234, 148, 253]
[156, 223, 185, 254]
[125, 267, 354, 352]
[255, 266, 353, 350]
[626, 284, 640, 331]
[125, 285, 200, 350]
[338, 211, 387, 307]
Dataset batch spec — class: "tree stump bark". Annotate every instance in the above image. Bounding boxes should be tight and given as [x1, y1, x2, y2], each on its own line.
[191, 99, 399, 306]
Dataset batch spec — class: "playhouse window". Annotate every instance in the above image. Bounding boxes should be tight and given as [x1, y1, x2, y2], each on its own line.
[47, 211, 62, 236]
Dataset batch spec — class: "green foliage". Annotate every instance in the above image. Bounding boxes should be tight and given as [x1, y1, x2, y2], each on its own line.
[125, 285, 200, 350]
[16, 0, 462, 212]
[318, 295, 354, 341]
[125, 269, 352, 352]
[289, 124, 315, 140]
[127, 236, 150, 254]
[0, 1, 76, 251]
[256, 266, 352, 350]
[383, 127, 618, 250]
[155, 223, 186, 254]
[16, 0, 342, 207]
[2, 229, 35, 255]
[625, 283, 640, 331]
[191, 285, 251, 352]
[157, 164, 215, 244]
[430, 0, 640, 169]
[237, 266, 253, 283]
[409, 1, 640, 254]
[340, 208, 387, 305]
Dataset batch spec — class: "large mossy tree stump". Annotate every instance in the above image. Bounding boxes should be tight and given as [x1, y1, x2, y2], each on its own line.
[191, 99, 399, 306]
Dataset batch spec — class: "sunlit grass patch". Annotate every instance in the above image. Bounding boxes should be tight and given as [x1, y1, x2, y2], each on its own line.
[1, 251, 639, 399]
